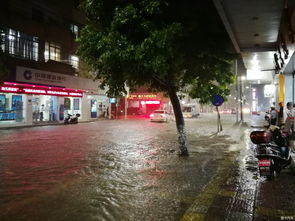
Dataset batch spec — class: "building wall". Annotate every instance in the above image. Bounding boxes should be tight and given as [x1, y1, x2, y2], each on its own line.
[0, 0, 110, 128]
[0, 0, 84, 76]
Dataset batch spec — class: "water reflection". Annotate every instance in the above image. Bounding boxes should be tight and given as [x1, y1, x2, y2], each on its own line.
[0, 116, 255, 220]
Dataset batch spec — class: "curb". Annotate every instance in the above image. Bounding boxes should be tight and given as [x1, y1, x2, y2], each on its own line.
[0, 118, 109, 130]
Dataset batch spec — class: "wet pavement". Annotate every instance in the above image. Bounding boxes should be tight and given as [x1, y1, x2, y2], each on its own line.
[0, 113, 294, 221]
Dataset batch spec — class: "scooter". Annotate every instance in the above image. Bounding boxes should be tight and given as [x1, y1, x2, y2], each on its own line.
[250, 126, 292, 179]
[64, 113, 80, 124]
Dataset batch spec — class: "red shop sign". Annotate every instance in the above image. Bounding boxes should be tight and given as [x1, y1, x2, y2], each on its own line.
[0, 85, 83, 97]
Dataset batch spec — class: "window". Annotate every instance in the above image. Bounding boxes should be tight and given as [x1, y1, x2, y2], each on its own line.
[45, 42, 60, 62]
[70, 24, 79, 39]
[70, 55, 79, 69]
[0, 27, 39, 61]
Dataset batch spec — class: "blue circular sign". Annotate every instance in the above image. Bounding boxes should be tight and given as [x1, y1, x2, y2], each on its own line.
[212, 95, 224, 106]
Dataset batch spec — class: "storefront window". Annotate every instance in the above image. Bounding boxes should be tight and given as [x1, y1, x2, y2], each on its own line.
[64, 98, 71, 110]
[90, 100, 97, 118]
[64, 97, 81, 117]
[0, 93, 24, 122]
[32, 95, 58, 122]
[0, 94, 5, 111]
[73, 98, 80, 110]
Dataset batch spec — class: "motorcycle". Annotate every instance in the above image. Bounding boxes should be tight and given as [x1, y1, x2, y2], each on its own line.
[64, 113, 80, 124]
[250, 126, 292, 179]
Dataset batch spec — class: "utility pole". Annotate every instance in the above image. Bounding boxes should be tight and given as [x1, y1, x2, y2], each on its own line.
[240, 76, 244, 123]
[124, 84, 129, 120]
[235, 59, 239, 123]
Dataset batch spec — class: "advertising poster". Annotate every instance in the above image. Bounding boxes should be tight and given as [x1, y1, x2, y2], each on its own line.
[90, 100, 97, 118]
[12, 95, 23, 121]
[12, 95, 22, 110]
[0, 94, 5, 111]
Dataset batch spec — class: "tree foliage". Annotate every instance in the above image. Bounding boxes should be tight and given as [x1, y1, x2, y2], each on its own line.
[78, 0, 234, 96]
[78, 0, 236, 155]
[188, 68, 235, 104]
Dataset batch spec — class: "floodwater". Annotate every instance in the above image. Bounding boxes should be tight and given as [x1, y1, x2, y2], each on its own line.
[0, 114, 265, 221]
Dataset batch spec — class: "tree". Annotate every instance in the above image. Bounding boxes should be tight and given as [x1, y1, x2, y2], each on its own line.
[188, 70, 235, 105]
[78, 0, 235, 156]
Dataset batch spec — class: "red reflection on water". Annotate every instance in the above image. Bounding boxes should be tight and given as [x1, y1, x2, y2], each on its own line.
[1, 130, 88, 198]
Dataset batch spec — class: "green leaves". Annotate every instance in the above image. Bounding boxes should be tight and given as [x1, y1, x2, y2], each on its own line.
[78, 0, 235, 98]
[188, 65, 235, 104]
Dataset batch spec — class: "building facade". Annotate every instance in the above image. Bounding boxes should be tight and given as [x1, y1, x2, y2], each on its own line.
[0, 0, 109, 127]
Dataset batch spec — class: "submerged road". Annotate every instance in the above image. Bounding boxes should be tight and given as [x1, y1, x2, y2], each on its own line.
[0, 113, 294, 221]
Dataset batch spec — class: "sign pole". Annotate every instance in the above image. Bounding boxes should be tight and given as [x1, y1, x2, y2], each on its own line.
[212, 95, 224, 133]
[216, 106, 220, 132]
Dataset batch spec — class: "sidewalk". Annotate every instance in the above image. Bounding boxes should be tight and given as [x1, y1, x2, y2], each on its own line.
[181, 114, 295, 221]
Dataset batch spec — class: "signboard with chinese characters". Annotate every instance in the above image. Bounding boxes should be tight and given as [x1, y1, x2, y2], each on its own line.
[15, 66, 109, 94]
[16, 66, 67, 87]
[0, 84, 83, 97]
[127, 94, 157, 100]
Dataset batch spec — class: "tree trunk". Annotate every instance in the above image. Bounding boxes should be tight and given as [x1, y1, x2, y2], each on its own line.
[168, 87, 189, 156]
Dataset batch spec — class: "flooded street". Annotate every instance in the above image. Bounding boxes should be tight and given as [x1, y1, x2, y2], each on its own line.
[0, 113, 294, 220]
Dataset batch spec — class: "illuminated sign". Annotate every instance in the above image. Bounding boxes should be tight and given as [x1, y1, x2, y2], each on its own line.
[0, 84, 83, 97]
[128, 94, 157, 99]
[16, 66, 67, 86]
[146, 100, 160, 104]
[47, 90, 69, 96]
[69, 92, 83, 97]
[109, 98, 116, 103]
[0, 86, 19, 92]
[23, 88, 46, 94]
[141, 100, 161, 105]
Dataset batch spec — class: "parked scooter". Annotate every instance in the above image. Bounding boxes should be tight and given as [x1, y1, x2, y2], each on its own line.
[64, 113, 80, 124]
[250, 126, 292, 179]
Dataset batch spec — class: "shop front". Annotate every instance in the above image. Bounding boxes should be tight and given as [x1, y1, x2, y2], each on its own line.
[0, 82, 83, 127]
[87, 95, 108, 118]
[32, 95, 58, 122]
[0, 66, 109, 127]
[0, 92, 25, 123]
[127, 93, 163, 115]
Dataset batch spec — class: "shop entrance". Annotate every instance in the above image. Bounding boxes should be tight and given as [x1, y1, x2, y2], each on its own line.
[32, 95, 58, 122]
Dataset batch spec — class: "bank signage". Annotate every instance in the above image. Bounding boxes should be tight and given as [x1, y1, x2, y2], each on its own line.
[0, 83, 83, 97]
[16, 66, 67, 87]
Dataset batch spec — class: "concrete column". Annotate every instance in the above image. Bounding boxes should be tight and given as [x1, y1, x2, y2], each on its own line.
[81, 95, 90, 121]
[25, 95, 33, 125]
